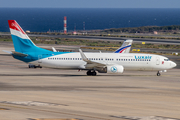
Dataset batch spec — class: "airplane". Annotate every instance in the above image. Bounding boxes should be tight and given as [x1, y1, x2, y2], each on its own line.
[4, 20, 177, 76]
[28, 39, 132, 68]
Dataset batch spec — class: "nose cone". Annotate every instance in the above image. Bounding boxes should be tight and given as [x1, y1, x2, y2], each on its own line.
[171, 61, 177, 68]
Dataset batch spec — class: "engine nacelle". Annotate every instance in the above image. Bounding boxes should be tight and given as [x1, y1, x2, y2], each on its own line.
[107, 65, 124, 73]
[97, 65, 124, 73]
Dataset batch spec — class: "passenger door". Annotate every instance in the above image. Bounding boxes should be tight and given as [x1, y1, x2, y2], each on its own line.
[156, 57, 160, 65]
[38, 55, 42, 63]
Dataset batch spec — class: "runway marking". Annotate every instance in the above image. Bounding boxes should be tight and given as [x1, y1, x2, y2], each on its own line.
[0, 101, 66, 106]
[0, 103, 111, 120]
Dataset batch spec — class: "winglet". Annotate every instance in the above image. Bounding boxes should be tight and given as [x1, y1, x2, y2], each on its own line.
[52, 47, 57, 52]
[79, 49, 88, 62]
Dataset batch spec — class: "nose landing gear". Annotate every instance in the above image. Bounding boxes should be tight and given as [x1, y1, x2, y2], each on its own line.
[157, 71, 161, 76]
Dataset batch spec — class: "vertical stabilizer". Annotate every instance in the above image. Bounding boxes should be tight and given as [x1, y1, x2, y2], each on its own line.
[114, 39, 133, 53]
[8, 20, 37, 53]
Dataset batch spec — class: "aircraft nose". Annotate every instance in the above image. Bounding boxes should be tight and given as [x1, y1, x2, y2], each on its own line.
[171, 61, 177, 68]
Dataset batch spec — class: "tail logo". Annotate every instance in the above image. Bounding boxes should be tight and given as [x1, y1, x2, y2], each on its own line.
[115, 45, 131, 53]
[11, 23, 21, 32]
[9, 20, 26, 34]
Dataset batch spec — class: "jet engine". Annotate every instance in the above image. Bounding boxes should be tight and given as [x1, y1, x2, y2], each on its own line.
[97, 65, 124, 73]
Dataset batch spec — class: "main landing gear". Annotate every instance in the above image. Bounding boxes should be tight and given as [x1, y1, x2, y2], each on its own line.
[86, 70, 97, 76]
[157, 71, 161, 76]
[28, 64, 42, 68]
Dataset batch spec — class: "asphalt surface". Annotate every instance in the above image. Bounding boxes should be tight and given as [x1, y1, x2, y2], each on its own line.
[0, 44, 180, 120]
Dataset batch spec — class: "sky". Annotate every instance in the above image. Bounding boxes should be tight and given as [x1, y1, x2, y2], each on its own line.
[0, 0, 180, 8]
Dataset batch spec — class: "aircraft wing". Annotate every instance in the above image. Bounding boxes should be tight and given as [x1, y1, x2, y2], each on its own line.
[79, 49, 109, 69]
[79, 49, 108, 68]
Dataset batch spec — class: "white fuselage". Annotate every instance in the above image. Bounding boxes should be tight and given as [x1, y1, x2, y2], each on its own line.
[30, 52, 176, 72]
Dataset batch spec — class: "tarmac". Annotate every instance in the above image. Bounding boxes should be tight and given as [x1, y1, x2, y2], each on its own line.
[0, 44, 180, 120]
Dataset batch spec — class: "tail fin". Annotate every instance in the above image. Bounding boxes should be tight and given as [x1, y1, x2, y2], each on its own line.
[8, 20, 38, 53]
[114, 39, 133, 53]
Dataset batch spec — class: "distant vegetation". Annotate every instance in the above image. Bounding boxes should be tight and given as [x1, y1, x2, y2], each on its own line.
[0, 35, 12, 42]
[30, 37, 121, 47]
[85, 34, 180, 40]
[102, 25, 180, 34]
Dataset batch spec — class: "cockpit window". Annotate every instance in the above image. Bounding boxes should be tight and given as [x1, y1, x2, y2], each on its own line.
[164, 59, 169, 61]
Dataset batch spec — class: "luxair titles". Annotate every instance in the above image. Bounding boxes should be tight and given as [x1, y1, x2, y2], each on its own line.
[135, 55, 152, 59]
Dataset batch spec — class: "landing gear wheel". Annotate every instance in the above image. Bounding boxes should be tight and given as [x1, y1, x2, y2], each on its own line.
[86, 70, 97, 76]
[157, 71, 161, 76]
[92, 71, 97, 76]
[87, 70, 91, 76]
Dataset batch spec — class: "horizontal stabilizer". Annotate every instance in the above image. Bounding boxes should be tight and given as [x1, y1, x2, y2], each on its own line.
[2, 50, 12, 54]
[12, 51, 28, 57]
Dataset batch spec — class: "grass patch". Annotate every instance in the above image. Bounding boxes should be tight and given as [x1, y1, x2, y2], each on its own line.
[0, 35, 12, 42]
[1, 35, 180, 51]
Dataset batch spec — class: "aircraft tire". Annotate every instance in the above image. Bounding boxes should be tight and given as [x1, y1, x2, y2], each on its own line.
[87, 70, 91, 76]
[92, 71, 97, 76]
[157, 72, 161, 76]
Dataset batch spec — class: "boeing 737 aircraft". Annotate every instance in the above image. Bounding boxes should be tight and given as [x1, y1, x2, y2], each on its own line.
[29, 39, 132, 68]
[4, 20, 177, 76]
